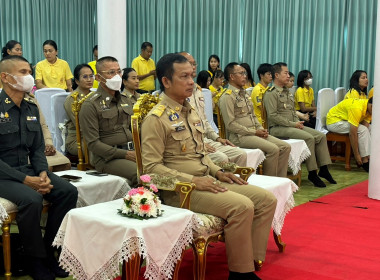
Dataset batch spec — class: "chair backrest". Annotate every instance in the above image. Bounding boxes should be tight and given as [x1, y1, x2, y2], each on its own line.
[201, 88, 219, 133]
[35, 88, 66, 135]
[72, 92, 94, 170]
[261, 101, 268, 130]
[152, 89, 162, 97]
[245, 87, 254, 96]
[334, 87, 346, 105]
[315, 88, 335, 133]
[51, 92, 70, 152]
[131, 94, 160, 178]
[214, 102, 226, 139]
[289, 86, 297, 95]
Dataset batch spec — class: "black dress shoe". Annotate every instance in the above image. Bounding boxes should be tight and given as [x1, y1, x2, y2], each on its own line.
[308, 172, 326, 188]
[362, 162, 369, 172]
[28, 257, 55, 280]
[318, 171, 337, 184]
[228, 271, 262, 280]
[47, 255, 69, 278]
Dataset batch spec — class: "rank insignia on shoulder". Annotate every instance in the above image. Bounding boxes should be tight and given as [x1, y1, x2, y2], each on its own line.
[152, 105, 166, 117]
[268, 86, 275, 91]
[196, 84, 202, 91]
[23, 97, 34, 103]
[169, 112, 179, 121]
[225, 89, 232, 95]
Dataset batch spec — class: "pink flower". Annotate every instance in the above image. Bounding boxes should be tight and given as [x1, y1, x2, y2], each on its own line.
[140, 175, 151, 183]
[128, 189, 139, 196]
[137, 187, 146, 195]
[140, 204, 151, 212]
[150, 184, 158, 193]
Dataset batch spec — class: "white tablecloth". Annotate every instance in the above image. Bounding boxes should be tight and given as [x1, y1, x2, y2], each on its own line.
[283, 139, 311, 175]
[241, 148, 266, 172]
[249, 174, 298, 235]
[54, 170, 131, 207]
[53, 199, 198, 280]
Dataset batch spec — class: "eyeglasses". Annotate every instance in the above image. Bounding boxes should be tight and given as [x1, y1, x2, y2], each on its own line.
[99, 69, 123, 76]
[232, 71, 248, 76]
[81, 74, 95, 80]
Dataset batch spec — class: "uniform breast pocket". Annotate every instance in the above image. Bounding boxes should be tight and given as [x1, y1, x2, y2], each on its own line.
[170, 129, 192, 153]
[121, 105, 133, 116]
[26, 121, 41, 147]
[101, 109, 118, 129]
[0, 124, 19, 149]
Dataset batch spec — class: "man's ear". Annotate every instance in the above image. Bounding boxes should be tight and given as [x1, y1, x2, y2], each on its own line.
[162, 77, 171, 89]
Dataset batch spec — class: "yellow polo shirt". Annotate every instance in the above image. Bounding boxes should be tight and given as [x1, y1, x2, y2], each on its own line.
[88, 60, 98, 88]
[251, 83, 268, 125]
[131, 55, 155, 91]
[35, 58, 73, 89]
[368, 87, 374, 99]
[209, 85, 226, 113]
[344, 88, 367, 99]
[326, 98, 369, 127]
[295, 87, 314, 110]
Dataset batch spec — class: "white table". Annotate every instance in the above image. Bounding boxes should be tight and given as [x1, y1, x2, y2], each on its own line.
[53, 199, 198, 280]
[283, 139, 311, 175]
[249, 174, 298, 235]
[54, 170, 130, 207]
[241, 148, 266, 172]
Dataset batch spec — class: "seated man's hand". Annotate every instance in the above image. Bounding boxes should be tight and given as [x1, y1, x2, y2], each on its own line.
[217, 138, 236, 147]
[191, 176, 228, 193]
[298, 112, 309, 121]
[23, 171, 53, 194]
[205, 143, 217, 153]
[125, 150, 136, 162]
[295, 121, 304, 129]
[255, 129, 269, 138]
[44, 144, 56, 156]
[216, 170, 248, 185]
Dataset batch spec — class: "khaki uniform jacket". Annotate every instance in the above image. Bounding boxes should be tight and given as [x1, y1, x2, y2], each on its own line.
[141, 93, 222, 183]
[263, 85, 299, 128]
[121, 89, 140, 107]
[63, 88, 93, 155]
[219, 85, 263, 142]
[79, 86, 134, 168]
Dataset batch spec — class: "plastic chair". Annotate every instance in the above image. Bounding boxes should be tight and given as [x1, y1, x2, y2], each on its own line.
[201, 88, 218, 133]
[51, 92, 70, 152]
[334, 87, 346, 105]
[245, 87, 254, 96]
[151, 89, 161, 97]
[315, 88, 335, 133]
[35, 88, 66, 139]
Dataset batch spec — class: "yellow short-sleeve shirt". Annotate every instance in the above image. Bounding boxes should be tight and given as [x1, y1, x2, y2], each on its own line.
[209, 85, 226, 114]
[88, 60, 98, 88]
[35, 58, 73, 89]
[251, 83, 268, 125]
[295, 87, 314, 111]
[326, 98, 369, 127]
[368, 88, 374, 99]
[131, 55, 155, 91]
[344, 89, 367, 99]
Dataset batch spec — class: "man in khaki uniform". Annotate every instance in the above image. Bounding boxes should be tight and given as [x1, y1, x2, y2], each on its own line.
[263, 62, 336, 188]
[141, 53, 276, 280]
[180, 52, 247, 167]
[219, 63, 291, 177]
[79, 56, 137, 185]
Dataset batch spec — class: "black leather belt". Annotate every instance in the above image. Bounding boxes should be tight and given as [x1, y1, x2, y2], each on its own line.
[115, 142, 134, 150]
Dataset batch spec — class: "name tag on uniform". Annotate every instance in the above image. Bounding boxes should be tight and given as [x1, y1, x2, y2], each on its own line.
[27, 116, 37, 122]
[175, 126, 186, 132]
[120, 104, 129, 107]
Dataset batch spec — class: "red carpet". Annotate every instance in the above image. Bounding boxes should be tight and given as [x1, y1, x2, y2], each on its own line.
[118, 180, 380, 279]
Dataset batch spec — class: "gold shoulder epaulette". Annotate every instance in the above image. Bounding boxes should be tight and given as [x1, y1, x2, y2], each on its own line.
[151, 104, 166, 117]
[89, 93, 100, 101]
[268, 86, 275, 92]
[196, 84, 202, 91]
[225, 89, 233, 95]
[28, 92, 35, 98]
[23, 96, 35, 104]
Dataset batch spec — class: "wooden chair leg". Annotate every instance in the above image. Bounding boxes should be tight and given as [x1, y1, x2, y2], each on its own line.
[122, 253, 141, 280]
[273, 230, 286, 253]
[2, 217, 12, 280]
[191, 239, 208, 280]
[345, 140, 351, 171]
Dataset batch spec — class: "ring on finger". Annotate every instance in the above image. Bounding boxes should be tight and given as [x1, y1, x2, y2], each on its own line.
[213, 181, 217, 185]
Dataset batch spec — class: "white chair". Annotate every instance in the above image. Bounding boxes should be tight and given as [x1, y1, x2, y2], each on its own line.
[35, 88, 66, 139]
[245, 87, 254, 96]
[51, 92, 70, 152]
[289, 86, 297, 95]
[201, 88, 218, 133]
[152, 89, 161, 97]
[90, 88, 97, 92]
[335, 87, 346, 105]
[315, 88, 335, 134]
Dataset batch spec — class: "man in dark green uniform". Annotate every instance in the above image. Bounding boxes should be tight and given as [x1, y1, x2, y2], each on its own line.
[79, 56, 137, 186]
[0, 55, 78, 280]
[263, 62, 336, 188]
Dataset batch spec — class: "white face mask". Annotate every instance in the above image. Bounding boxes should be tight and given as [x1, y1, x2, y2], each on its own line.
[304, 78, 313, 86]
[7, 73, 35, 92]
[101, 74, 122, 91]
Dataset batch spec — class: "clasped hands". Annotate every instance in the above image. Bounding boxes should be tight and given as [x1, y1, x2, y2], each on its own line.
[191, 170, 248, 193]
[255, 129, 269, 138]
[23, 171, 53, 195]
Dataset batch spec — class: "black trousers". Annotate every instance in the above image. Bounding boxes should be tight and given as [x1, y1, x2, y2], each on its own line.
[0, 169, 78, 258]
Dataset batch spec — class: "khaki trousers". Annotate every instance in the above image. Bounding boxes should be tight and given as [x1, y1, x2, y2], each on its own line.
[162, 182, 276, 272]
[235, 135, 291, 177]
[205, 138, 248, 166]
[270, 126, 332, 171]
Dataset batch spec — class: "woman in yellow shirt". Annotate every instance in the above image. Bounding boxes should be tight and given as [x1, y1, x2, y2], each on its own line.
[207, 54, 221, 78]
[295, 70, 317, 128]
[35, 40, 73, 91]
[344, 70, 368, 99]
